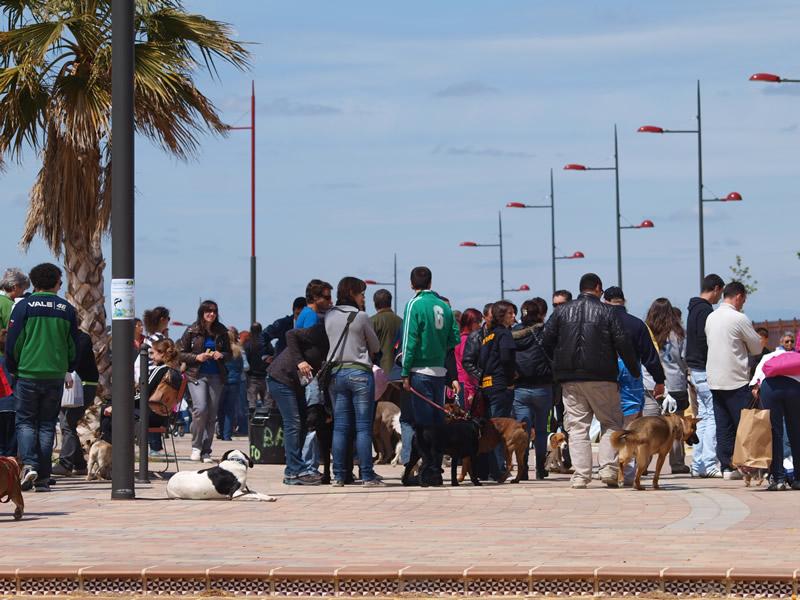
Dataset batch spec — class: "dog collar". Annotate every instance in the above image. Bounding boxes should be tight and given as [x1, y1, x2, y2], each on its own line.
[227, 457, 249, 467]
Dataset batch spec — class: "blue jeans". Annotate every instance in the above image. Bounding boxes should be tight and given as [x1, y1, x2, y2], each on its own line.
[513, 385, 553, 473]
[219, 383, 239, 440]
[760, 377, 800, 482]
[267, 377, 316, 478]
[408, 372, 445, 478]
[711, 384, 752, 472]
[302, 379, 321, 469]
[331, 368, 377, 482]
[408, 373, 445, 427]
[485, 387, 513, 476]
[399, 389, 415, 465]
[689, 369, 717, 474]
[14, 378, 63, 482]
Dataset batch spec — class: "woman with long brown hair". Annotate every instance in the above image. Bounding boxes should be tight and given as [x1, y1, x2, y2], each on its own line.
[645, 297, 690, 473]
[178, 300, 232, 462]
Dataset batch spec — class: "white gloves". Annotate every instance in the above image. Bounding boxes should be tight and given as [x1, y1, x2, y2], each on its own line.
[661, 393, 677, 414]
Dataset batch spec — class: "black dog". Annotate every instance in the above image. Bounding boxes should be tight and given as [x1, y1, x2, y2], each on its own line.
[403, 413, 482, 487]
[306, 403, 354, 484]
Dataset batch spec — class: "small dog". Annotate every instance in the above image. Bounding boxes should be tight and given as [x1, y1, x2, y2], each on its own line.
[544, 432, 572, 474]
[167, 449, 276, 501]
[85, 438, 112, 481]
[0, 456, 24, 520]
[738, 466, 767, 487]
[373, 401, 402, 464]
[459, 417, 530, 484]
[611, 415, 700, 490]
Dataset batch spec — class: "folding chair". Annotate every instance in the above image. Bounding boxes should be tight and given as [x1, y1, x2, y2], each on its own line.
[148, 374, 188, 473]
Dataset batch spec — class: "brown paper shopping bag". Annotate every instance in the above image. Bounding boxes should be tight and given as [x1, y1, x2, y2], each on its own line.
[732, 405, 772, 470]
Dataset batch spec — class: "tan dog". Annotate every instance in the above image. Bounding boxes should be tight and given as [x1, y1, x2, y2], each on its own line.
[0, 457, 24, 520]
[85, 438, 112, 481]
[459, 417, 530, 484]
[611, 415, 700, 490]
[544, 432, 572, 474]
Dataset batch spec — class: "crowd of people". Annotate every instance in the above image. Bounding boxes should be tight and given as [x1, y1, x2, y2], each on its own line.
[1, 261, 798, 493]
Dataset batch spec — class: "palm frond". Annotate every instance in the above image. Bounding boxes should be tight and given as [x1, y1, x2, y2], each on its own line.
[141, 9, 250, 78]
[0, 19, 69, 65]
[0, 64, 48, 158]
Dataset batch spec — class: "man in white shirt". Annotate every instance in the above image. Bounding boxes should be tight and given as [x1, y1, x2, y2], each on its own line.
[705, 281, 762, 479]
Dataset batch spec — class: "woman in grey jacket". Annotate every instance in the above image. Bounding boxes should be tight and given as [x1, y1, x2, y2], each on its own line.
[645, 298, 691, 473]
[325, 277, 381, 486]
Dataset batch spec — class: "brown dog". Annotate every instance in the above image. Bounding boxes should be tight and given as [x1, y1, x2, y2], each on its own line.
[459, 417, 530, 484]
[85, 438, 113, 481]
[0, 456, 24, 520]
[544, 432, 572, 474]
[611, 414, 700, 490]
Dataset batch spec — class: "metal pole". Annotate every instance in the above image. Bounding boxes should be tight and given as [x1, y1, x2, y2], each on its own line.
[550, 168, 556, 296]
[614, 124, 622, 288]
[137, 348, 149, 482]
[696, 80, 705, 287]
[498, 211, 505, 300]
[393, 253, 398, 313]
[250, 80, 257, 325]
[111, 0, 136, 500]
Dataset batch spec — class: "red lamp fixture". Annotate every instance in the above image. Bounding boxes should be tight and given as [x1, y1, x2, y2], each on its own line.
[363, 279, 378, 285]
[506, 202, 526, 208]
[724, 192, 742, 202]
[570, 251, 585, 258]
[639, 219, 654, 228]
[637, 125, 665, 134]
[563, 163, 588, 171]
[749, 73, 782, 83]
[518, 284, 531, 291]
[459, 241, 478, 247]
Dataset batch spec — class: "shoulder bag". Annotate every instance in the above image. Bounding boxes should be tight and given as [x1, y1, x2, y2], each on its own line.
[315, 310, 358, 390]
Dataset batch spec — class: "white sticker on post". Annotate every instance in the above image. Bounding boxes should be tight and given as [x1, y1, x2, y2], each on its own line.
[111, 278, 135, 320]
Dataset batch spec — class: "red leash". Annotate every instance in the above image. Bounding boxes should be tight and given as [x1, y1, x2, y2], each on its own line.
[407, 385, 450, 415]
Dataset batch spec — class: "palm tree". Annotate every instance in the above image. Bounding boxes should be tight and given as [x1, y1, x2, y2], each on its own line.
[0, 0, 249, 390]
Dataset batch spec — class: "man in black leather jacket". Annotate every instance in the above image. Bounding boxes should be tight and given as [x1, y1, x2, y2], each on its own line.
[541, 273, 639, 489]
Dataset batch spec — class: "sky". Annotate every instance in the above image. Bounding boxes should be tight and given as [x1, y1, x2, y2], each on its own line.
[2, 0, 799, 327]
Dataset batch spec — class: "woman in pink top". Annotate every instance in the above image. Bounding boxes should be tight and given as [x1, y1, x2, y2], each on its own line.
[455, 308, 483, 411]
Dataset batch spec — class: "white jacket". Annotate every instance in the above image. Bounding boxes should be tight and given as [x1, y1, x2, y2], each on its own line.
[705, 303, 762, 390]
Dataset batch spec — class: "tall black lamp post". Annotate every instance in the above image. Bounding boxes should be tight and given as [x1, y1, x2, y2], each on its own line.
[638, 81, 742, 287]
[111, 0, 136, 500]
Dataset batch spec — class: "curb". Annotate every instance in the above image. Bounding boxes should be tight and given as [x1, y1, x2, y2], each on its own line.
[0, 565, 797, 596]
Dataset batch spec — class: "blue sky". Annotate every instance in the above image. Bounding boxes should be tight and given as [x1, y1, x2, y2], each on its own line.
[2, 0, 799, 327]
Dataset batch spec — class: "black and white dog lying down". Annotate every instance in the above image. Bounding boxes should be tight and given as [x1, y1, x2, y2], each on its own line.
[166, 449, 276, 501]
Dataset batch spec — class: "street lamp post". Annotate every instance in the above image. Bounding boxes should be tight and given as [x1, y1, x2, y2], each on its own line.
[365, 254, 399, 313]
[460, 211, 505, 299]
[110, 0, 136, 500]
[227, 81, 257, 324]
[638, 81, 742, 288]
[506, 168, 557, 297]
[563, 125, 629, 287]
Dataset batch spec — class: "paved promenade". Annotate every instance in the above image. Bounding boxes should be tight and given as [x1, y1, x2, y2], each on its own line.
[3, 437, 799, 573]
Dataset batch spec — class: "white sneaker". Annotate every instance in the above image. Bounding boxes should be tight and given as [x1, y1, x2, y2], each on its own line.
[190, 448, 202, 462]
[202, 455, 214, 464]
[723, 469, 743, 480]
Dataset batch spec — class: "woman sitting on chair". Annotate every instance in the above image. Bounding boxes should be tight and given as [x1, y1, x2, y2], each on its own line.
[101, 339, 182, 443]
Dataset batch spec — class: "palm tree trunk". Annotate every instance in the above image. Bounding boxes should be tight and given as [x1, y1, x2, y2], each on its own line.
[64, 234, 111, 397]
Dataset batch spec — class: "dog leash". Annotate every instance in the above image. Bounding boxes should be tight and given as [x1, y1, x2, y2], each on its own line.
[408, 386, 473, 422]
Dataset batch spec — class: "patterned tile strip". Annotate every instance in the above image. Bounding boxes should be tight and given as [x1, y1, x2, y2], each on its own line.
[0, 567, 795, 596]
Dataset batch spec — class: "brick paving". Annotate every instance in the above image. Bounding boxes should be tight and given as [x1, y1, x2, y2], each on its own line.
[2, 436, 800, 572]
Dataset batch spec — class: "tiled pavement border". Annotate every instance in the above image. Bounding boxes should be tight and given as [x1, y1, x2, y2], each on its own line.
[0, 566, 799, 597]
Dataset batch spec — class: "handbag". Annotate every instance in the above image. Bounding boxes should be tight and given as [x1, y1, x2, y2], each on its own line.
[61, 372, 84, 408]
[148, 366, 183, 417]
[315, 310, 358, 391]
[731, 398, 772, 470]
